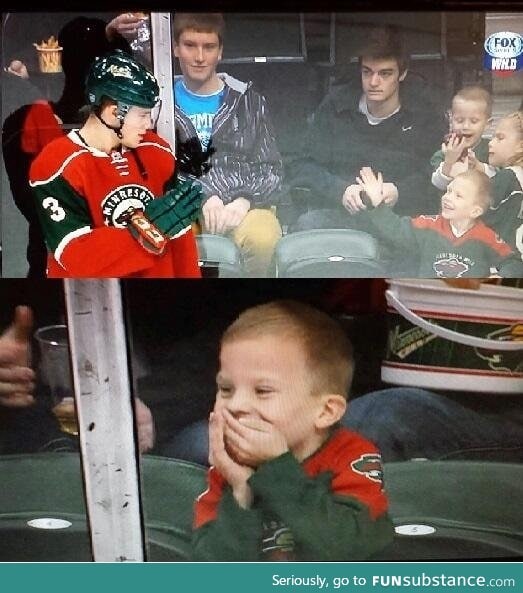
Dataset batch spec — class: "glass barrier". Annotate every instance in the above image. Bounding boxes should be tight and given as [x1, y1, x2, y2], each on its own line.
[124, 278, 523, 561]
[3, 11, 522, 279]
[0, 279, 91, 560]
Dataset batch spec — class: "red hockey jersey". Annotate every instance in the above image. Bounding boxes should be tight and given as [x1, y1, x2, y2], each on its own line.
[29, 130, 200, 278]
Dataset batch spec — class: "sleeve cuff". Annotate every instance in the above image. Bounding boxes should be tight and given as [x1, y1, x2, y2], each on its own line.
[249, 452, 307, 498]
[431, 164, 451, 190]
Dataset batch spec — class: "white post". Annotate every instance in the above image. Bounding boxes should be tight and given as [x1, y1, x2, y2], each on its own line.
[150, 12, 175, 147]
[63, 279, 144, 562]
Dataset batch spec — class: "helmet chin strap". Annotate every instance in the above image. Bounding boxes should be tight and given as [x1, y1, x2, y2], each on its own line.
[94, 111, 124, 139]
[94, 102, 129, 140]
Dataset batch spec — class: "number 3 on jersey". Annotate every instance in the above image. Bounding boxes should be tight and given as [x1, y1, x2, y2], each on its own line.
[43, 197, 66, 222]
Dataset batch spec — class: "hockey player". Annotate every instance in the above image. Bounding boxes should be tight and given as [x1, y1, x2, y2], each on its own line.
[29, 50, 202, 278]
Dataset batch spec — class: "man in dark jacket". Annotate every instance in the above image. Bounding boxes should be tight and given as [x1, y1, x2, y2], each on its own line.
[173, 13, 283, 277]
[290, 25, 446, 232]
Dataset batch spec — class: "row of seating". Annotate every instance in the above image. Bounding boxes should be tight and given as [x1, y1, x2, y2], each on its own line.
[1, 453, 521, 561]
[196, 230, 385, 278]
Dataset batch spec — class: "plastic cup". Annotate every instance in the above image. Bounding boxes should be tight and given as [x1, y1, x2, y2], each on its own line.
[34, 325, 77, 435]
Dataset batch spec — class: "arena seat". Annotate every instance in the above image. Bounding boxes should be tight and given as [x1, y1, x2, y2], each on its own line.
[2, 455, 521, 561]
[375, 460, 523, 560]
[195, 234, 244, 278]
[272, 229, 385, 277]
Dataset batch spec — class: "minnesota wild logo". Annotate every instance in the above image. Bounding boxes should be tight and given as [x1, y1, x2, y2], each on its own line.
[351, 454, 384, 483]
[101, 184, 154, 227]
[474, 324, 523, 372]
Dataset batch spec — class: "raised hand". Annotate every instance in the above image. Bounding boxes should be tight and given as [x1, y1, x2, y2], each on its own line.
[356, 167, 385, 207]
[0, 306, 36, 408]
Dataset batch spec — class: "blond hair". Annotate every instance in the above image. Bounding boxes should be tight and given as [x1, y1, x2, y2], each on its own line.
[173, 13, 225, 45]
[221, 301, 354, 398]
[452, 86, 493, 117]
[500, 111, 523, 166]
[455, 169, 492, 213]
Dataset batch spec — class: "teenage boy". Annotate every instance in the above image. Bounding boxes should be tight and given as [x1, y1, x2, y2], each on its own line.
[192, 300, 393, 561]
[291, 25, 445, 232]
[106, 12, 283, 277]
[173, 13, 283, 277]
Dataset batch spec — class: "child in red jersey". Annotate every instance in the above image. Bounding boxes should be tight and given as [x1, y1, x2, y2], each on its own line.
[29, 50, 202, 278]
[192, 300, 393, 561]
[354, 167, 523, 277]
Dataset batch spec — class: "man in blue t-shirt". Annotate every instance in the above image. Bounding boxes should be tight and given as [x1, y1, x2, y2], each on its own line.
[173, 13, 283, 277]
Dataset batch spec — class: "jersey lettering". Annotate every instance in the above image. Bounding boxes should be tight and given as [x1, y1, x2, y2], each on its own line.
[42, 197, 66, 222]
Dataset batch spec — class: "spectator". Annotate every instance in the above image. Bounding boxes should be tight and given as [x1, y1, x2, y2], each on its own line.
[192, 300, 393, 561]
[483, 111, 523, 261]
[352, 167, 523, 277]
[173, 13, 283, 277]
[431, 86, 495, 191]
[289, 24, 445, 235]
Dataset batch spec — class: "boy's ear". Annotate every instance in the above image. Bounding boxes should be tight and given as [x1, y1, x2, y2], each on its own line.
[315, 394, 347, 429]
[399, 68, 408, 82]
[471, 204, 485, 219]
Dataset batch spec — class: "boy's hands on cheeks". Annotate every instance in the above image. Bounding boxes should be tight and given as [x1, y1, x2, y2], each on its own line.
[222, 408, 289, 467]
[209, 410, 254, 509]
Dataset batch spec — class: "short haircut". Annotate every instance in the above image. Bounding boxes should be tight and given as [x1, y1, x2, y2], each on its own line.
[357, 25, 409, 73]
[173, 13, 225, 45]
[501, 111, 523, 166]
[221, 300, 354, 398]
[454, 169, 493, 213]
[452, 86, 493, 117]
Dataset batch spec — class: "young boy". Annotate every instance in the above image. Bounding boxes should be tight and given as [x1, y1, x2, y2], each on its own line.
[355, 167, 523, 277]
[192, 301, 393, 561]
[431, 86, 495, 191]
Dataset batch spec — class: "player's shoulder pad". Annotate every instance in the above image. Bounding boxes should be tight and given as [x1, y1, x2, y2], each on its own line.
[140, 130, 173, 152]
[30, 135, 88, 184]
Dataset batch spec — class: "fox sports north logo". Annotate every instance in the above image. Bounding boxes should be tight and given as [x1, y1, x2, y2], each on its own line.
[484, 31, 523, 73]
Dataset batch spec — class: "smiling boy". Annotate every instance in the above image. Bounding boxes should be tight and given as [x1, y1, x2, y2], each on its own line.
[173, 13, 283, 277]
[354, 167, 523, 277]
[431, 86, 496, 191]
[192, 300, 393, 561]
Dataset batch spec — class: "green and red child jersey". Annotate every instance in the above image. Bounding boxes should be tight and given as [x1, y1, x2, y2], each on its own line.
[29, 130, 200, 278]
[484, 166, 523, 263]
[193, 427, 393, 561]
[357, 206, 523, 277]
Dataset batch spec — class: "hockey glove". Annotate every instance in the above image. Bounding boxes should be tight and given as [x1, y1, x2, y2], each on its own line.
[176, 133, 215, 178]
[127, 180, 203, 255]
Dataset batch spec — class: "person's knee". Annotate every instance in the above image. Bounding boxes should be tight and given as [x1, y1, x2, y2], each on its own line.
[159, 419, 209, 466]
[344, 388, 438, 430]
[233, 209, 282, 251]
